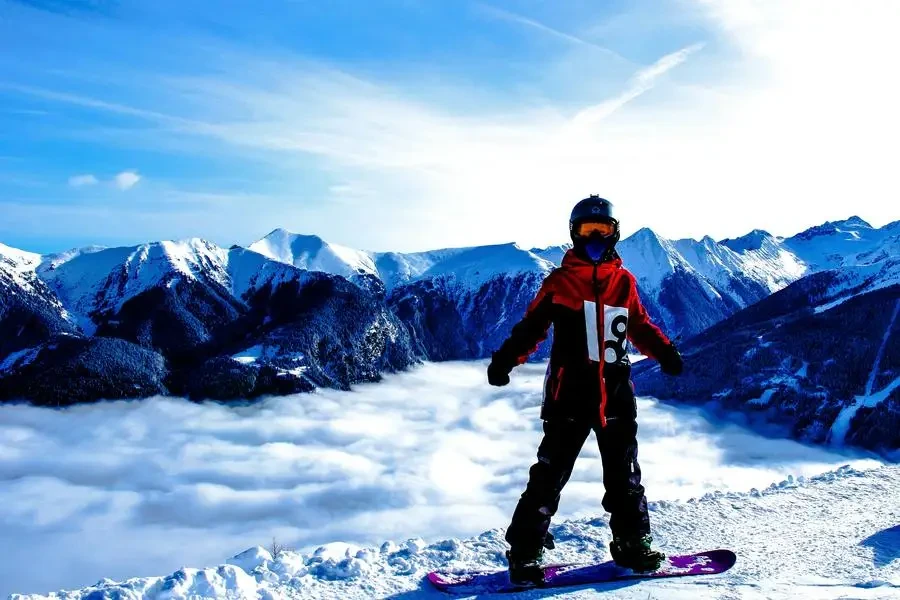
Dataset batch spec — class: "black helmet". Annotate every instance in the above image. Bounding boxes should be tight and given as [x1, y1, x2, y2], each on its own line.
[569, 195, 620, 262]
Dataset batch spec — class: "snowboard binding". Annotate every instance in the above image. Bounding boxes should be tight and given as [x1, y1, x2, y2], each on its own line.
[505, 548, 544, 587]
[609, 534, 666, 572]
[506, 532, 555, 586]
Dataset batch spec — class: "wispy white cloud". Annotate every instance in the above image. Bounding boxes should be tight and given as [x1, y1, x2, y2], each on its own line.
[0, 43, 735, 250]
[328, 183, 377, 206]
[114, 170, 141, 190]
[0, 83, 186, 125]
[67, 171, 143, 192]
[572, 42, 704, 127]
[475, 3, 629, 63]
[3, 108, 51, 117]
[5, 0, 900, 250]
[68, 174, 98, 187]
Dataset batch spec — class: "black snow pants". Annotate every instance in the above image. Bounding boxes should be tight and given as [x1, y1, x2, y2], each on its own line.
[505, 418, 650, 552]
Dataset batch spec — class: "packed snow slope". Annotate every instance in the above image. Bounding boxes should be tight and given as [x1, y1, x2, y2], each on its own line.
[13, 464, 900, 600]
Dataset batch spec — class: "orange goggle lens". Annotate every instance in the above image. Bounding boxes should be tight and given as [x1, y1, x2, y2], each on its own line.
[576, 221, 616, 237]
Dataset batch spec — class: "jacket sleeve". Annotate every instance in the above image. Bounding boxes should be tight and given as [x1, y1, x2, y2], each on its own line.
[491, 277, 554, 371]
[625, 272, 672, 360]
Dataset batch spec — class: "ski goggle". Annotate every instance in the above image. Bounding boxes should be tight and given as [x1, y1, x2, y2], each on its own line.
[575, 221, 616, 237]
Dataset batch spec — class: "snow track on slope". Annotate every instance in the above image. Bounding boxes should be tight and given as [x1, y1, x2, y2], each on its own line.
[14, 465, 900, 600]
[830, 299, 900, 445]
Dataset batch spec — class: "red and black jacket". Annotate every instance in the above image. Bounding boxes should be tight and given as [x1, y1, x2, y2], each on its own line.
[492, 249, 673, 426]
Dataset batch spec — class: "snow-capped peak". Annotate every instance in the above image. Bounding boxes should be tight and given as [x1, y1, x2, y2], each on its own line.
[792, 215, 874, 242]
[4, 215, 890, 347]
[617, 227, 687, 289]
[529, 244, 571, 266]
[249, 229, 378, 281]
[37, 238, 231, 329]
[785, 215, 892, 270]
[611, 225, 810, 329]
[0, 242, 41, 269]
[0, 242, 42, 288]
[404, 242, 554, 289]
[0, 242, 49, 301]
[719, 229, 776, 253]
[836, 215, 873, 229]
[39, 245, 107, 273]
[251, 230, 556, 291]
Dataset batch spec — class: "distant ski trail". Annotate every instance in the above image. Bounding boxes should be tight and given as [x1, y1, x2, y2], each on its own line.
[866, 298, 900, 396]
[830, 298, 900, 445]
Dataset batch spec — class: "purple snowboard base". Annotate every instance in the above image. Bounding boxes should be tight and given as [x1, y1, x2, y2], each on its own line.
[427, 549, 736, 594]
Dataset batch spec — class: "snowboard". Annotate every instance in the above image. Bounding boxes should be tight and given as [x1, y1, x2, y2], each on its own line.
[427, 549, 736, 594]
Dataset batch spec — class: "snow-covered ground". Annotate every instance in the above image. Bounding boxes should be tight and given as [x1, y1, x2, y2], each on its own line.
[0, 361, 887, 598]
[16, 465, 900, 600]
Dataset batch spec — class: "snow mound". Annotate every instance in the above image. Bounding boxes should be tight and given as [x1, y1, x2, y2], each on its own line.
[16, 565, 272, 600]
[15, 464, 900, 599]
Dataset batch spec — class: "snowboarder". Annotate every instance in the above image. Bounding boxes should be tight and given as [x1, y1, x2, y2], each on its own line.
[488, 195, 684, 586]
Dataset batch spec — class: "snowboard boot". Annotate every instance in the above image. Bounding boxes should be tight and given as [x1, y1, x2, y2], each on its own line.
[609, 534, 665, 572]
[505, 547, 544, 587]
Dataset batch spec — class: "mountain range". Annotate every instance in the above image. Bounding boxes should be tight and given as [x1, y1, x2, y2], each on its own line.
[634, 222, 900, 453]
[1, 216, 898, 450]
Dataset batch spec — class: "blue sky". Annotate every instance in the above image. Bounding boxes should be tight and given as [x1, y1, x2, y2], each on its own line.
[1, 0, 898, 253]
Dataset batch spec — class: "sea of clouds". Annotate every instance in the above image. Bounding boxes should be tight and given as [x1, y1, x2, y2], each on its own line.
[0, 361, 882, 596]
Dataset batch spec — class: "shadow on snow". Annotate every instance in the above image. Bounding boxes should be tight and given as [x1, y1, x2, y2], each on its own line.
[860, 525, 900, 568]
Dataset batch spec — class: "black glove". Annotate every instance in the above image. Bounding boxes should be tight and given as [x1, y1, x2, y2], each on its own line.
[487, 361, 511, 386]
[658, 342, 684, 376]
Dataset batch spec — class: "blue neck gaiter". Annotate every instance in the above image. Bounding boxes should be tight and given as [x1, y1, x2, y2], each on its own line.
[585, 236, 612, 262]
